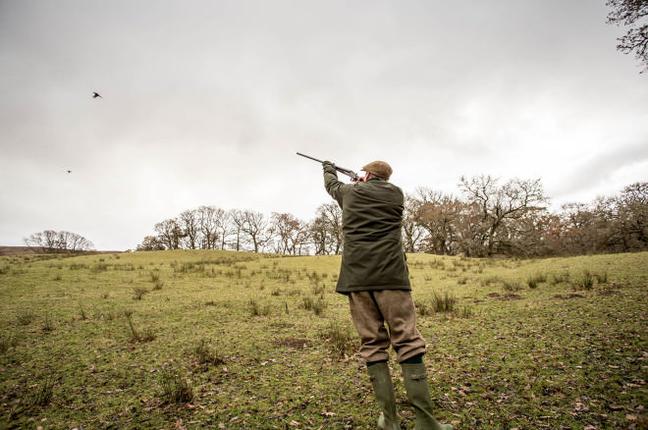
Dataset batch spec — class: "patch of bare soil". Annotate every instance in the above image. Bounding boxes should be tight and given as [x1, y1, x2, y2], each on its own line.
[553, 293, 585, 299]
[499, 293, 523, 300]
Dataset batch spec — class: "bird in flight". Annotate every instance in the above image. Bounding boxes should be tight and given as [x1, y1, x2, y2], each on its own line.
[66, 170, 72, 174]
[92, 92, 102, 98]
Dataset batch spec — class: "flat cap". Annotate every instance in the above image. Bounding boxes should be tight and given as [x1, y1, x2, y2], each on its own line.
[362, 160, 393, 180]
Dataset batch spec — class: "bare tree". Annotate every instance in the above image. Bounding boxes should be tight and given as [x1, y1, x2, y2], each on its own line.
[317, 202, 344, 254]
[179, 209, 200, 249]
[460, 175, 547, 256]
[560, 202, 594, 254]
[24, 230, 93, 252]
[217, 210, 232, 250]
[196, 206, 219, 249]
[608, 182, 648, 251]
[309, 216, 330, 255]
[607, 0, 648, 72]
[269, 212, 307, 255]
[413, 188, 463, 255]
[154, 218, 183, 249]
[402, 194, 427, 253]
[240, 210, 269, 253]
[229, 209, 246, 251]
[619, 182, 648, 246]
[27, 230, 59, 250]
[137, 235, 165, 251]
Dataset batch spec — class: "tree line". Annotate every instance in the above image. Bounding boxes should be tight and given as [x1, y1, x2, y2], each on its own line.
[138, 176, 648, 257]
[138, 203, 343, 256]
[24, 230, 94, 252]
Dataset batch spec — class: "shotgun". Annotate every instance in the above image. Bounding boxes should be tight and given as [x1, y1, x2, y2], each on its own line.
[296, 152, 359, 181]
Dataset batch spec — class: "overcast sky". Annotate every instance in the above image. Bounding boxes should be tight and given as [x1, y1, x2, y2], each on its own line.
[1, 0, 646, 250]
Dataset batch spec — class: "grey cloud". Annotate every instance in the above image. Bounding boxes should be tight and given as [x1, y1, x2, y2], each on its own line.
[557, 142, 648, 199]
[1, 0, 647, 249]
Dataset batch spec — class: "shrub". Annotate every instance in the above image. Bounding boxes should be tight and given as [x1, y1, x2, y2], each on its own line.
[311, 283, 326, 296]
[456, 305, 474, 318]
[549, 271, 570, 285]
[415, 300, 433, 317]
[90, 263, 108, 273]
[126, 314, 155, 343]
[193, 339, 224, 366]
[573, 271, 594, 291]
[527, 272, 547, 289]
[432, 291, 456, 313]
[42, 313, 54, 332]
[301, 295, 327, 316]
[319, 321, 355, 357]
[159, 370, 193, 404]
[502, 280, 523, 292]
[249, 300, 271, 317]
[132, 287, 148, 300]
[480, 276, 503, 287]
[594, 271, 608, 284]
[152, 279, 164, 290]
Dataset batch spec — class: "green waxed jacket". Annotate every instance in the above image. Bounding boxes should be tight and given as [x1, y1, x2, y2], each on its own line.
[323, 163, 411, 294]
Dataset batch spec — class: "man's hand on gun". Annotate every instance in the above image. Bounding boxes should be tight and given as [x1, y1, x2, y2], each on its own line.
[298, 153, 360, 182]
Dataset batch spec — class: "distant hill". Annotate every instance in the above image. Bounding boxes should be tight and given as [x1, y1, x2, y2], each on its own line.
[0, 246, 121, 256]
[0, 246, 42, 256]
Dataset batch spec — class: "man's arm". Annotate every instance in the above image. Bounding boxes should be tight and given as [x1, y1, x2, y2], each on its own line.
[323, 161, 347, 207]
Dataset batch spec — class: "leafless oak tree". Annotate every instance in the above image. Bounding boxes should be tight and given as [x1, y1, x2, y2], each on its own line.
[607, 0, 648, 72]
[269, 212, 308, 255]
[24, 230, 94, 252]
[239, 210, 269, 253]
[460, 175, 547, 256]
[179, 209, 200, 249]
[154, 218, 183, 249]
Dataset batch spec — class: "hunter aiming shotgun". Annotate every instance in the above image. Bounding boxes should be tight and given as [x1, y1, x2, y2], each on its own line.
[296, 152, 360, 181]
[313, 155, 454, 430]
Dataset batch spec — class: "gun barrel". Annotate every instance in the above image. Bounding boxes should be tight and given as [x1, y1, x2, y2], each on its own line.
[297, 152, 358, 181]
[296, 152, 324, 164]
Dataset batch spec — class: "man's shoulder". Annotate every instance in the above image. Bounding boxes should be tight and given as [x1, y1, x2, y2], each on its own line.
[350, 180, 404, 200]
[364, 180, 403, 193]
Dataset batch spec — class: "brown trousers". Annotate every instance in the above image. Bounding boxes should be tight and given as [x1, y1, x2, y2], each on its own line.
[348, 290, 426, 363]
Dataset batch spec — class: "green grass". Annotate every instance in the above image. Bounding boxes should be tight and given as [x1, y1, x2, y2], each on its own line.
[0, 250, 646, 429]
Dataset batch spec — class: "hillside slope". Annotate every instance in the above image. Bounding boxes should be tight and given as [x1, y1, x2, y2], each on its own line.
[1, 250, 646, 429]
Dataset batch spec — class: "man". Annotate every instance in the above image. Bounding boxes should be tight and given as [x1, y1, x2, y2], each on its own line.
[322, 160, 452, 430]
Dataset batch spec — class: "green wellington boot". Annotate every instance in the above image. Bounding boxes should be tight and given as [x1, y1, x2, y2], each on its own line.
[401, 363, 453, 430]
[367, 362, 401, 430]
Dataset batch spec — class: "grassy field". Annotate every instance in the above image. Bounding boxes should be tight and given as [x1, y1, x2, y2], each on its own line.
[0, 250, 646, 429]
